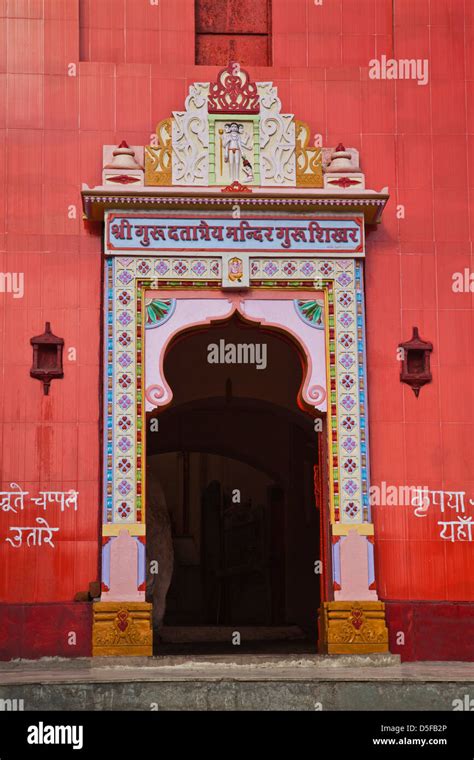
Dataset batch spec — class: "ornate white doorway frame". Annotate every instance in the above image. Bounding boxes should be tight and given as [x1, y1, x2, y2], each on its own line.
[91, 216, 388, 656]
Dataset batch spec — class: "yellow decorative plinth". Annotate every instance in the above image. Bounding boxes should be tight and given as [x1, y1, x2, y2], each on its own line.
[319, 601, 389, 655]
[92, 601, 153, 656]
[145, 118, 172, 186]
[295, 120, 323, 188]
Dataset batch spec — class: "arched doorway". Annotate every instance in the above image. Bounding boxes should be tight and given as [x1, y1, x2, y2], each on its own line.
[146, 314, 327, 654]
[95, 264, 388, 658]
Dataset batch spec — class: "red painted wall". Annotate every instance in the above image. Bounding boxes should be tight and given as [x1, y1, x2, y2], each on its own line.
[0, 0, 473, 631]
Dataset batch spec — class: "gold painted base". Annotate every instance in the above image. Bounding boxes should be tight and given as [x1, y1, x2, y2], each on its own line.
[92, 601, 153, 656]
[319, 601, 389, 655]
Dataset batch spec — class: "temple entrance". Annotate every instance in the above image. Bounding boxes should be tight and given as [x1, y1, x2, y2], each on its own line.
[146, 314, 326, 654]
[90, 61, 389, 659]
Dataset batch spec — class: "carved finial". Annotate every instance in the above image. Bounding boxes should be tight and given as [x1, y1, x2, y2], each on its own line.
[328, 143, 357, 172]
[105, 141, 143, 170]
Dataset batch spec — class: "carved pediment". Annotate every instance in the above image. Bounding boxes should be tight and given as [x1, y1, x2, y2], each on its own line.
[96, 62, 369, 192]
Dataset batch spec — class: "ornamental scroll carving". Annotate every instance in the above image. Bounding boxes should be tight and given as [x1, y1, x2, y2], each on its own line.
[172, 82, 209, 185]
[258, 82, 296, 186]
[145, 118, 172, 186]
[296, 120, 323, 188]
[133, 63, 367, 190]
[208, 63, 260, 114]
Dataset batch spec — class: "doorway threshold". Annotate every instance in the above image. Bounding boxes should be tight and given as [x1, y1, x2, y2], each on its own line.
[160, 625, 307, 643]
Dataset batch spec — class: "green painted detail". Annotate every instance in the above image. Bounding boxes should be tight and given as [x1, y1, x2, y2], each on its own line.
[252, 116, 261, 185]
[209, 116, 216, 184]
[296, 299, 324, 328]
[145, 298, 174, 327]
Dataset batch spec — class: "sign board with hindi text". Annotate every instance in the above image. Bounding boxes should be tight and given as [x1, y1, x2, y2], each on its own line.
[104, 213, 365, 257]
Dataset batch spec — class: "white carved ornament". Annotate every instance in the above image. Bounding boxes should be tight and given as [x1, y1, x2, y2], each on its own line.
[172, 82, 210, 185]
[258, 82, 296, 186]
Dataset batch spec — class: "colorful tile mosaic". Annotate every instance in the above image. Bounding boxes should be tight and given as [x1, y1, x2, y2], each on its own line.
[104, 255, 369, 529]
[250, 257, 368, 524]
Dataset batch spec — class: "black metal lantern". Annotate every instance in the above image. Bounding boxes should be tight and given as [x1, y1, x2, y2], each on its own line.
[30, 322, 64, 395]
[399, 326, 433, 398]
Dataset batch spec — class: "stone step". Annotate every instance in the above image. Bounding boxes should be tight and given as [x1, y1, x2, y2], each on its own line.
[2, 655, 474, 711]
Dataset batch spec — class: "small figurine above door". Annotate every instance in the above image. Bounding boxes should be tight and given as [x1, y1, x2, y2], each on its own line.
[216, 120, 256, 186]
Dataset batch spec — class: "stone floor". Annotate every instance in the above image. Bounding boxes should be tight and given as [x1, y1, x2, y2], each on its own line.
[1, 655, 474, 710]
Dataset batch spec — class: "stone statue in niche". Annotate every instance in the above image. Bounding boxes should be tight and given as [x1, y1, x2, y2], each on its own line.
[222, 122, 253, 183]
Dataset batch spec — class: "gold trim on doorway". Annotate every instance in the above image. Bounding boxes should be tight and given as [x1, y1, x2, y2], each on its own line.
[102, 523, 146, 537]
[332, 523, 374, 536]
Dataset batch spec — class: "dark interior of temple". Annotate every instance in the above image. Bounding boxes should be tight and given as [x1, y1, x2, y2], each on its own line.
[146, 315, 323, 654]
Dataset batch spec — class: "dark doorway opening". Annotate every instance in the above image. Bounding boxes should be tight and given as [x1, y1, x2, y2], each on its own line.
[146, 314, 325, 655]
